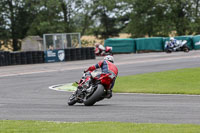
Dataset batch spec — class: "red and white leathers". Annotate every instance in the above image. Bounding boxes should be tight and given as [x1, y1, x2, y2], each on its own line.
[95, 44, 106, 56]
[85, 60, 118, 90]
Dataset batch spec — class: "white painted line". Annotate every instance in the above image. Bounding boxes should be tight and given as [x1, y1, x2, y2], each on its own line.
[49, 84, 200, 97]
[49, 83, 76, 92]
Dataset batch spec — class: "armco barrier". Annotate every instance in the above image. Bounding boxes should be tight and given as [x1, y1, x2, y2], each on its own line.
[104, 38, 136, 53]
[192, 35, 200, 50]
[135, 37, 163, 52]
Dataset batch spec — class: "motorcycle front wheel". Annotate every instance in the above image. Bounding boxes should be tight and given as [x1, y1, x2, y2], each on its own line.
[68, 94, 77, 106]
[84, 84, 105, 106]
[165, 48, 172, 53]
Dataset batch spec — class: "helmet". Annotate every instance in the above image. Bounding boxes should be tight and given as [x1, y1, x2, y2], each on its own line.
[95, 43, 100, 47]
[104, 55, 114, 63]
[170, 37, 175, 41]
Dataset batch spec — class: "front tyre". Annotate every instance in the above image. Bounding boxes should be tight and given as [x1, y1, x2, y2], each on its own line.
[68, 94, 77, 106]
[84, 84, 105, 106]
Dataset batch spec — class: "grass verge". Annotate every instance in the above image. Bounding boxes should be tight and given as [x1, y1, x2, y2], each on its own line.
[0, 120, 200, 133]
[114, 67, 200, 94]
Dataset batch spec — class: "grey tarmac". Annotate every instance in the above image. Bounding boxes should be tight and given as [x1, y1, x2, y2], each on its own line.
[0, 51, 200, 124]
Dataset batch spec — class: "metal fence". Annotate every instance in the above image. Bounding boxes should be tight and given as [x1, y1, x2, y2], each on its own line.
[43, 33, 81, 51]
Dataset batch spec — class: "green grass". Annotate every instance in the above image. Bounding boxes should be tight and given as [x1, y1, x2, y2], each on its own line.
[0, 120, 200, 133]
[114, 67, 200, 94]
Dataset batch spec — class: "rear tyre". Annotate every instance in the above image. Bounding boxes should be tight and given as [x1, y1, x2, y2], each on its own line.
[84, 84, 105, 106]
[68, 94, 77, 106]
[183, 46, 189, 52]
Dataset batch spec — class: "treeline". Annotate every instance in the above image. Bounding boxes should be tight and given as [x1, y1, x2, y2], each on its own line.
[0, 0, 200, 51]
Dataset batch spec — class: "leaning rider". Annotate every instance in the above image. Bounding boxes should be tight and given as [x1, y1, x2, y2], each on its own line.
[169, 37, 177, 48]
[85, 55, 118, 98]
[95, 43, 106, 56]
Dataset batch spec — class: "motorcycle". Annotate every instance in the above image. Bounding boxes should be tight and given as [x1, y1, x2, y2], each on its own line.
[95, 46, 113, 56]
[164, 40, 189, 53]
[68, 70, 112, 106]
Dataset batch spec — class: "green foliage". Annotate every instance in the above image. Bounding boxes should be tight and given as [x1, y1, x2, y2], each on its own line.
[1, 0, 200, 50]
[90, 0, 129, 39]
[125, 0, 200, 37]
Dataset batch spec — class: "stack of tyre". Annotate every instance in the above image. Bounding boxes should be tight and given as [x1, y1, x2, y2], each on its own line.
[0, 51, 45, 67]
[0, 47, 95, 67]
[64, 47, 95, 61]
[0, 51, 11, 66]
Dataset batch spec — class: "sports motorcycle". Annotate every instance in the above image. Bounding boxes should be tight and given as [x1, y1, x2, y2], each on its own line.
[68, 71, 113, 106]
[95, 46, 113, 56]
[164, 40, 189, 53]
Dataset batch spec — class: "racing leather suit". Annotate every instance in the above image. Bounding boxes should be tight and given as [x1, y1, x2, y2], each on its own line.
[95, 45, 106, 56]
[85, 60, 118, 98]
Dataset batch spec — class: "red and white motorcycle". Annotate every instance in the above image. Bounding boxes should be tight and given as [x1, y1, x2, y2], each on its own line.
[95, 46, 113, 56]
[68, 70, 113, 106]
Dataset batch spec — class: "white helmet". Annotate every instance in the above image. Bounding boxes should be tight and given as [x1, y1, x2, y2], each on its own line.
[95, 43, 100, 47]
[170, 37, 175, 41]
[104, 55, 114, 63]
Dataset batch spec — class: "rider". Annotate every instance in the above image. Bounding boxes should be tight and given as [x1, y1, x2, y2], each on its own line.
[169, 37, 177, 48]
[95, 43, 106, 56]
[85, 55, 118, 99]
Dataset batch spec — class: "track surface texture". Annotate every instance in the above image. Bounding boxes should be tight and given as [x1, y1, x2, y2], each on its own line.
[0, 51, 200, 124]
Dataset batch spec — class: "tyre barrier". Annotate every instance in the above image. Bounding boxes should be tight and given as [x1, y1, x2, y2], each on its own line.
[64, 47, 95, 62]
[0, 47, 96, 67]
[81, 47, 87, 60]
[0, 51, 11, 66]
[64, 49, 71, 61]
[0, 51, 6, 66]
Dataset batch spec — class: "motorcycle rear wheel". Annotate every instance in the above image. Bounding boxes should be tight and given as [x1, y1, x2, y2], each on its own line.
[182, 45, 189, 52]
[183, 47, 189, 52]
[84, 84, 105, 106]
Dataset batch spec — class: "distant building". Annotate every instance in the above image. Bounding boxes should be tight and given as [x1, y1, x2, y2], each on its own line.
[21, 36, 43, 51]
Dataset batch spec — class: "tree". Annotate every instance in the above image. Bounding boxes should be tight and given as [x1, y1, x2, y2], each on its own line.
[90, 0, 129, 39]
[168, 0, 193, 36]
[125, 0, 173, 37]
[125, 0, 196, 37]
[189, 0, 200, 34]
[0, 0, 39, 51]
[27, 0, 66, 36]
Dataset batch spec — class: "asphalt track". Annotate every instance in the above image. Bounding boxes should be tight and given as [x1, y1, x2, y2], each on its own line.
[0, 51, 200, 124]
